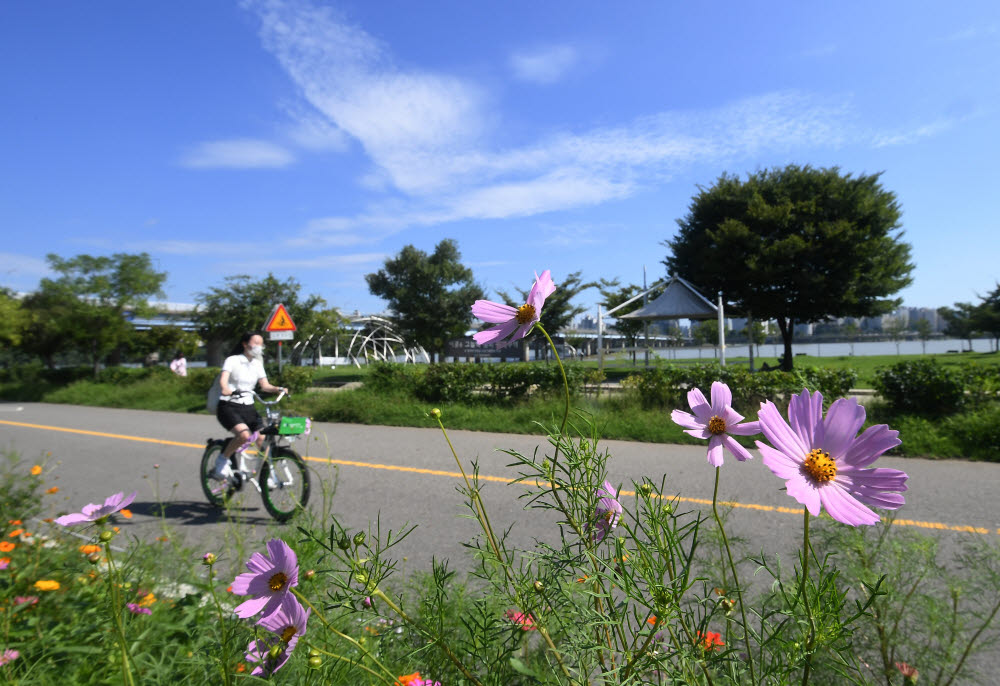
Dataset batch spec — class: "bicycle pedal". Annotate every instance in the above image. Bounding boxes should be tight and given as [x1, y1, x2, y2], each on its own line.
[231, 471, 244, 491]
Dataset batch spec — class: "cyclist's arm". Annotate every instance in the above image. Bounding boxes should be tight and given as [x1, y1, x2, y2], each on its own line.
[257, 377, 289, 396]
[219, 370, 235, 397]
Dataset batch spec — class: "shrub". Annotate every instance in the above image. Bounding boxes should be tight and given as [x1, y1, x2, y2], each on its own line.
[873, 359, 965, 416]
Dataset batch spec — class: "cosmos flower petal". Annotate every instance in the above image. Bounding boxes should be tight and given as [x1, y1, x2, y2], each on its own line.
[758, 443, 802, 478]
[234, 595, 269, 619]
[710, 381, 732, 414]
[822, 398, 867, 459]
[721, 406, 746, 426]
[785, 475, 822, 516]
[511, 321, 535, 341]
[686, 387, 712, 422]
[706, 436, 725, 467]
[528, 270, 556, 310]
[245, 552, 272, 575]
[819, 484, 880, 526]
[758, 402, 810, 459]
[670, 409, 703, 431]
[231, 572, 256, 595]
[473, 319, 520, 345]
[789, 390, 825, 448]
[683, 427, 712, 440]
[721, 434, 753, 461]
[470, 300, 517, 323]
[843, 424, 902, 467]
[727, 420, 760, 436]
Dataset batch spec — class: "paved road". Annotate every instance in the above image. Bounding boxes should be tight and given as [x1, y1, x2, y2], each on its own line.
[2, 402, 997, 568]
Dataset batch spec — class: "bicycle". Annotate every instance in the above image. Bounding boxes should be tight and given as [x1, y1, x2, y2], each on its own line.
[199, 390, 311, 522]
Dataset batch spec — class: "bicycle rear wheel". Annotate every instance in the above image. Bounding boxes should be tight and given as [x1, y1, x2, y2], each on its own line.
[260, 446, 310, 522]
[200, 440, 237, 507]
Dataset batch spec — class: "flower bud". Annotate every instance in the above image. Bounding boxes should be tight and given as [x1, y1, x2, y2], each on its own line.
[639, 482, 652, 496]
[87, 552, 101, 565]
[303, 569, 315, 581]
[337, 535, 351, 550]
[362, 596, 373, 608]
[308, 647, 321, 658]
[202, 553, 216, 566]
[354, 571, 369, 586]
[533, 580, 544, 593]
[268, 644, 283, 659]
[308, 656, 322, 669]
[429, 408, 441, 419]
[352, 532, 366, 547]
[99, 530, 114, 543]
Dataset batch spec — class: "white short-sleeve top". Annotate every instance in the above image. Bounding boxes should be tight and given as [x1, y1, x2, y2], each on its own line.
[221, 354, 267, 405]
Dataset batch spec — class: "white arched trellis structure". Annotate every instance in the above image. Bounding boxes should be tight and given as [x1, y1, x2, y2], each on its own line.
[346, 315, 430, 367]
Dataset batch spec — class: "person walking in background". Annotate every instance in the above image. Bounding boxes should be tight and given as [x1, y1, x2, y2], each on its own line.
[170, 351, 187, 377]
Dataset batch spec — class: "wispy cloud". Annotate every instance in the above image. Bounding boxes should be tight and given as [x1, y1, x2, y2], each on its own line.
[180, 139, 295, 168]
[939, 25, 998, 42]
[242, 0, 946, 244]
[509, 44, 579, 84]
[249, 252, 386, 270]
[872, 118, 957, 148]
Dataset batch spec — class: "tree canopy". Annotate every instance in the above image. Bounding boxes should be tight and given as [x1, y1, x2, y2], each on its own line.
[365, 239, 483, 362]
[195, 274, 326, 365]
[664, 165, 914, 369]
[971, 283, 1000, 350]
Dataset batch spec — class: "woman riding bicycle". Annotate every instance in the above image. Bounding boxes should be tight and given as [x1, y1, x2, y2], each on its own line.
[210, 332, 289, 480]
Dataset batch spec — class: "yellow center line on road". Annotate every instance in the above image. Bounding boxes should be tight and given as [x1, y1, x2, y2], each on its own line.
[3, 418, 997, 536]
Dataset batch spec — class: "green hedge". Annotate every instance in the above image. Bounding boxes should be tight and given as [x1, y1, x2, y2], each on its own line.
[365, 362, 586, 403]
[623, 363, 859, 412]
[872, 359, 1000, 417]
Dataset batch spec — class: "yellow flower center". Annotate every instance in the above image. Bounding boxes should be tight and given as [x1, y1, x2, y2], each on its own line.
[280, 626, 297, 643]
[803, 449, 837, 483]
[268, 572, 287, 592]
[707, 416, 727, 435]
[515, 303, 536, 325]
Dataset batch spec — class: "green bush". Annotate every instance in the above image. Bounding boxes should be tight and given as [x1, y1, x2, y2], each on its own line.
[941, 404, 1000, 461]
[873, 359, 966, 416]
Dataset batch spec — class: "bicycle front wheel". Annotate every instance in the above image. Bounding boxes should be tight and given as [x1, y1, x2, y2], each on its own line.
[260, 446, 311, 522]
[200, 439, 236, 508]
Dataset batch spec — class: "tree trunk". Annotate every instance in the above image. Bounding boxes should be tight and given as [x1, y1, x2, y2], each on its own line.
[747, 311, 755, 372]
[777, 317, 795, 371]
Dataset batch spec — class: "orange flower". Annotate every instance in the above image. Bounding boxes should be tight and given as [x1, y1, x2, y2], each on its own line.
[647, 616, 658, 625]
[138, 592, 156, 607]
[119, 509, 132, 519]
[396, 673, 423, 686]
[30, 465, 42, 476]
[8, 530, 23, 538]
[697, 630, 724, 652]
[0, 542, 14, 553]
[156, 536, 168, 542]
[43, 518, 54, 523]
[7, 520, 21, 525]
[235, 663, 246, 673]
[79, 545, 101, 555]
[34, 580, 60, 591]
[46, 487, 59, 494]
[576, 575, 589, 583]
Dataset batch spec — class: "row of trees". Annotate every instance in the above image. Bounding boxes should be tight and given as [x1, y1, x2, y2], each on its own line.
[1, 253, 346, 374]
[939, 286, 1000, 351]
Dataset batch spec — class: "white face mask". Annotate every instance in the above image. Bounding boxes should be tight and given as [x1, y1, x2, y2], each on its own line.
[249, 345, 264, 359]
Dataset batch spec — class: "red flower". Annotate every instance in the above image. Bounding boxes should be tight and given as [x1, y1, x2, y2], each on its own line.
[697, 630, 724, 652]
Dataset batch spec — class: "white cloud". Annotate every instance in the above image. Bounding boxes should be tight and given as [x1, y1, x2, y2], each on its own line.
[940, 25, 998, 42]
[509, 44, 579, 84]
[180, 139, 295, 168]
[130, 240, 238, 256]
[872, 118, 957, 148]
[249, 252, 386, 270]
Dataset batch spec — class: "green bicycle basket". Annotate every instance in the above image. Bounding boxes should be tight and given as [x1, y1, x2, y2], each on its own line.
[278, 416, 309, 435]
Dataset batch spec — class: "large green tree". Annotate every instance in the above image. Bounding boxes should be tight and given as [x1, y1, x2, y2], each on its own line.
[365, 239, 483, 362]
[971, 283, 1000, 351]
[938, 303, 978, 351]
[195, 274, 325, 366]
[664, 165, 914, 370]
[24, 253, 166, 374]
[0, 288, 28, 349]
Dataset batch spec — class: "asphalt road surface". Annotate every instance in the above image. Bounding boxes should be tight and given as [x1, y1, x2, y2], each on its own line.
[2, 401, 997, 567]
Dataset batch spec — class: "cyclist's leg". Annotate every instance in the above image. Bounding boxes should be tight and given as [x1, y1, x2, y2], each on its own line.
[212, 424, 250, 477]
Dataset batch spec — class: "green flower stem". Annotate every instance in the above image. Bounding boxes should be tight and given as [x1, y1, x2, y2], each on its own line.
[434, 415, 574, 681]
[534, 323, 570, 435]
[712, 467, 757, 685]
[800, 507, 816, 686]
[102, 540, 136, 686]
[291, 589, 398, 685]
[205, 564, 234, 686]
[371, 589, 487, 686]
[304, 644, 395, 685]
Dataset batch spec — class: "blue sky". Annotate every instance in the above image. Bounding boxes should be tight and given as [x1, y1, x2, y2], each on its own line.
[2, 0, 998, 320]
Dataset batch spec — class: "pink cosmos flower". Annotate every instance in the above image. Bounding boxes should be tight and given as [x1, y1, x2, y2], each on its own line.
[127, 603, 152, 615]
[54, 491, 138, 526]
[0, 649, 19, 666]
[504, 609, 537, 631]
[593, 480, 622, 543]
[756, 389, 908, 526]
[13, 596, 38, 607]
[245, 594, 310, 676]
[0, 558, 8, 570]
[471, 270, 556, 345]
[231, 539, 299, 619]
[671, 382, 760, 466]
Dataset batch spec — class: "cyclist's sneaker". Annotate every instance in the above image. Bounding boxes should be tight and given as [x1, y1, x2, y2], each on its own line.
[209, 460, 233, 481]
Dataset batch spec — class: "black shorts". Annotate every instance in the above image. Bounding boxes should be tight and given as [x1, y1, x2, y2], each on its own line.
[216, 401, 264, 433]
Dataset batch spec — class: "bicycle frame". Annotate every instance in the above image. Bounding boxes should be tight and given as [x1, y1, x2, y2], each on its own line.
[229, 390, 304, 493]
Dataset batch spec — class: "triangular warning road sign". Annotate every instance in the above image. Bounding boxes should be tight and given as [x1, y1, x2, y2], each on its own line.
[264, 303, 297, 332]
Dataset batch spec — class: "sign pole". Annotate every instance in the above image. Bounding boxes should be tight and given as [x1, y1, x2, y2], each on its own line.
[278, 341, 283, 376]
